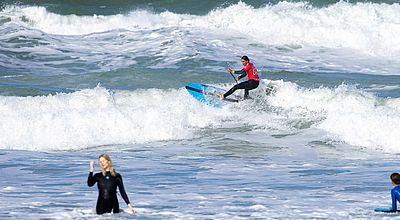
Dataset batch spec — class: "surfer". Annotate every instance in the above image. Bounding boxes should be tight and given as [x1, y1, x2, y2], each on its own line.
[390, 173, 400, 211]
[87, 154, 136, 215]
[219, 55, 259, 100]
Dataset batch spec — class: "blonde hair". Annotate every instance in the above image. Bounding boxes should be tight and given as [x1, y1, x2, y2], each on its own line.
[98, 154, 117, 176]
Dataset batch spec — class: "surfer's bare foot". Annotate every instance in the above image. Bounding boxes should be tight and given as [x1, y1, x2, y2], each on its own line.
[218, 93, 224, 100]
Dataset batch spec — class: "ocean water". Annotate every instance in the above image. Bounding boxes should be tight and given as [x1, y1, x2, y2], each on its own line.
[1, 0, 400, 219]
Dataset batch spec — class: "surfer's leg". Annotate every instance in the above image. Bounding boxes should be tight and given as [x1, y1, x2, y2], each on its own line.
[223, 81, 248, 98]
[245, 80, 260, 98]
[223, 85, 239, 98]
[244, 89, 249, 98]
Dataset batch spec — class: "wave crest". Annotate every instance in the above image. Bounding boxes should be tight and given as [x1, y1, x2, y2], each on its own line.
[2, 2, 400, 57]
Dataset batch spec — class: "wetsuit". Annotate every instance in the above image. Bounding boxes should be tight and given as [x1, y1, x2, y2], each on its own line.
[87, 171, 130, 214]
[391, 185, 400, 211]
[223, 62, 260, 99]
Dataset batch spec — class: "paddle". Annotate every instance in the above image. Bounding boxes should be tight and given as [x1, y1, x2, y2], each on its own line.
[228, 70, 238, 84]
[226, 62, 238, 84]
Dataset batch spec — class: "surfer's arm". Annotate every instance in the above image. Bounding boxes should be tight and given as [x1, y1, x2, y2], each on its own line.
[227, 69, 246, 80]
[230, 69, 246, 80]
[232, 69, 245, 75]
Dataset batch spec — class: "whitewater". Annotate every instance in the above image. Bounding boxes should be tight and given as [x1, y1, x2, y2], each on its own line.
[1, 1, 400, 75]
[0, 81, 399, 152]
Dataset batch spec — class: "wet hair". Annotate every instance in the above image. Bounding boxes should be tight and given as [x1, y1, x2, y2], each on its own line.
[98, 154, 117, 177]
[241, 56, 249, 62]
[391, 173, 400, 185]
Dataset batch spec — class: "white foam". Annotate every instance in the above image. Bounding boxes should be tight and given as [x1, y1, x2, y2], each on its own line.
[208, 1, 400, 57]
[3, 2, 400, 57]
[2, 3, 400, 75]
[266, 80, 400, 152]
[0, 82, 398, 152]
[2, 186, 16, 191]
[366, 84, 400, 92]
[1, 75, 24, 78]
[249, 204, 268, 211]
[0, 86, 230, 151]
[2, 6, 191, 35]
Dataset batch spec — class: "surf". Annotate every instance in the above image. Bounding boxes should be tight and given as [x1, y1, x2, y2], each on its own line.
[2, 1, 400, 58]
[2, 2, 400, 76]
[0, 81, 399, 152]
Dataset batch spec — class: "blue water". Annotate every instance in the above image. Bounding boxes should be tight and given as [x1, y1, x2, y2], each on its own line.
[1, 0, 400, 219]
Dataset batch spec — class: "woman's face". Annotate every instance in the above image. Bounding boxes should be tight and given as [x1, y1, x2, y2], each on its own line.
[241, 59, 248, 66]
[99, 157, 110, 170]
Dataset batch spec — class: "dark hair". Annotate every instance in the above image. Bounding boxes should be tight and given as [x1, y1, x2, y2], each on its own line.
[391, 173, 400, 185]
[241, 56, 249, 62]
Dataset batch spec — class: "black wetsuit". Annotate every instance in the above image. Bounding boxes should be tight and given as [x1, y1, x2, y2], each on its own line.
[224, 69, 259, 98]
[87, 171, 130, 214]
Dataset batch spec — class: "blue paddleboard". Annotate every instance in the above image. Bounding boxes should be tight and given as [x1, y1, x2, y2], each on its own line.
[185, 83, 239, 107]
[374, 207, 398, 212]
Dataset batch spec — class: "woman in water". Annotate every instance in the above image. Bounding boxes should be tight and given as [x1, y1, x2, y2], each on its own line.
[87, 154, 136, 215]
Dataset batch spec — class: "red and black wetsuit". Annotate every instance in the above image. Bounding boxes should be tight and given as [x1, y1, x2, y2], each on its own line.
[223, 62, 260, 99]
[87, 171, 130, 214]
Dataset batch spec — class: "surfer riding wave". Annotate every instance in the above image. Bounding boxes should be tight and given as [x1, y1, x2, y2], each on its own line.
[219, 56, 259, 100]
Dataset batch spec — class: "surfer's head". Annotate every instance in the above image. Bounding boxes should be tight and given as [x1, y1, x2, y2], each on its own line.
[99, 153, 117, 176]
[241, 56, 249, 66]
[391, 173, 400, 185]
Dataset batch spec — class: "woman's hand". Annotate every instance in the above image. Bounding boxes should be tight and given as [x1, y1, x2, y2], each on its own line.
[89, 160, 95, 172]
[128, 203, 136, 214]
